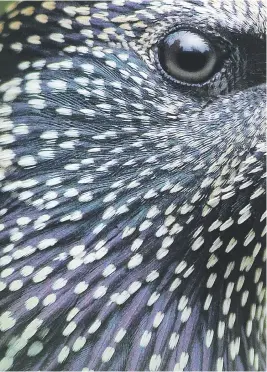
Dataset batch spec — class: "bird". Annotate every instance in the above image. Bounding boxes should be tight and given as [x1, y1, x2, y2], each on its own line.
[0, 0, 266, 371]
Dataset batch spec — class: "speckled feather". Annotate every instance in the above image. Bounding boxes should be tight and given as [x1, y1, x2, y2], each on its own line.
[0, 1, 266, 371]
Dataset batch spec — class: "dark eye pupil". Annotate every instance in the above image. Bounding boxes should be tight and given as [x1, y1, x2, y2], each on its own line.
[178, 50, 210, 72]
[158, 30, 218, 84]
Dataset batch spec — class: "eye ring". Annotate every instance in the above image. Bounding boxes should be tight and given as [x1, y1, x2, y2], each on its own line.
[157, 29, 224, 85]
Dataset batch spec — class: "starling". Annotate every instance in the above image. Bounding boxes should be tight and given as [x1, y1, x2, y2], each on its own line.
[0, 1, 266, 371]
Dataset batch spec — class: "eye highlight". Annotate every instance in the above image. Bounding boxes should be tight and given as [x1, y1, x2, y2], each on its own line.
[158, 30, 221, 84]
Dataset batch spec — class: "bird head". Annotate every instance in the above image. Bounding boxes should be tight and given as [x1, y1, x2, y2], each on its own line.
[0, 1, 266, 371]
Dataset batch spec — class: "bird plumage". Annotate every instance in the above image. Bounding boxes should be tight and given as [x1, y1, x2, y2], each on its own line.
[0, 1, 266, 371]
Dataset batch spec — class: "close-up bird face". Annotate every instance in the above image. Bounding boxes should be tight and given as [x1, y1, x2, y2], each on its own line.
[0, 1, 266, 371]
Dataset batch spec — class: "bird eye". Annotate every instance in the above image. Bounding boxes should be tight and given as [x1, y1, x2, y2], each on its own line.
[158, 30, 220, 84]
